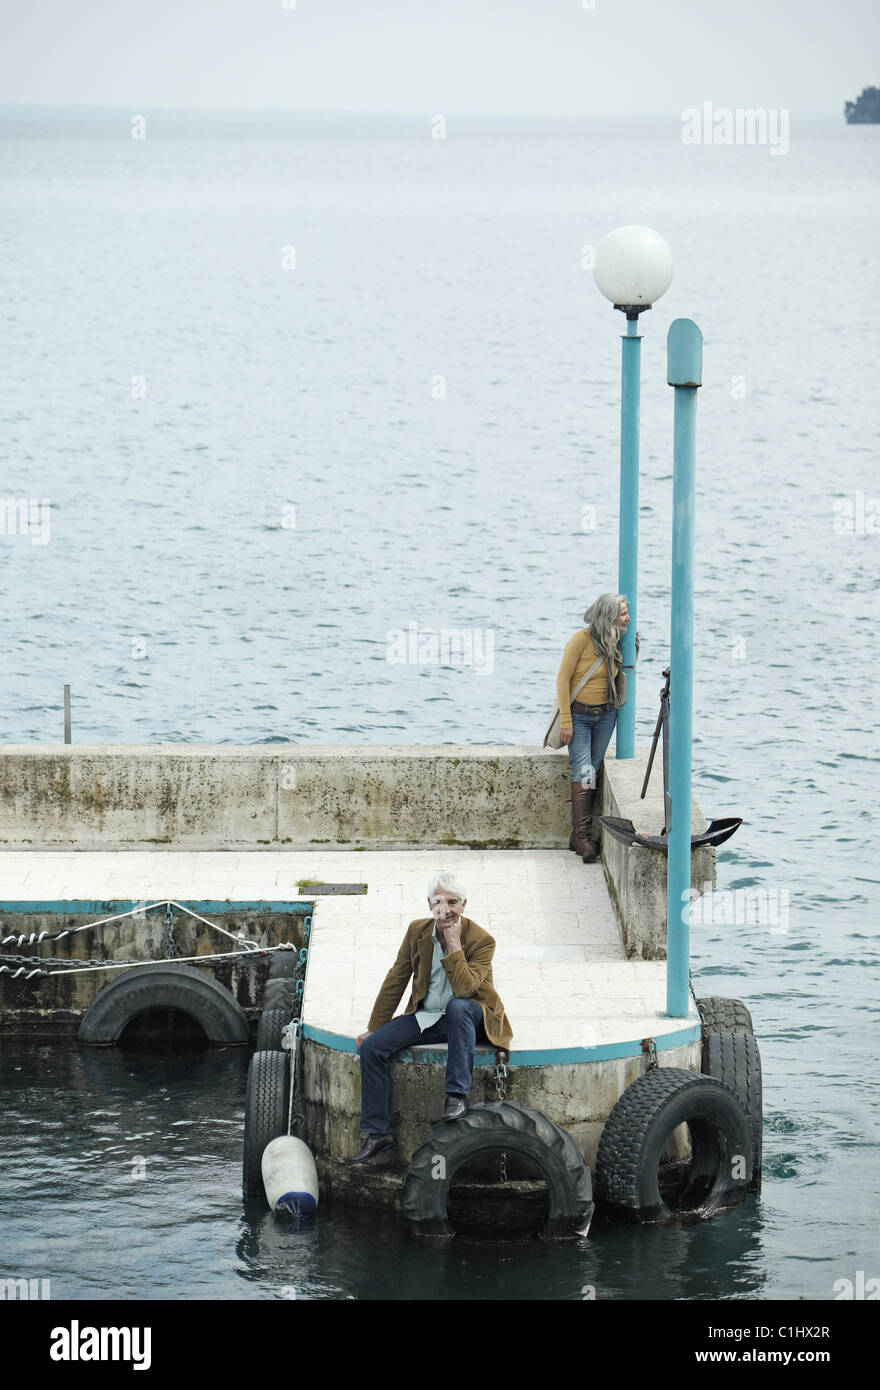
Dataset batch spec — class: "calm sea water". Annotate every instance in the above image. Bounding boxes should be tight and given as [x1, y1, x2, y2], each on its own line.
[1, 110, 878, 1301]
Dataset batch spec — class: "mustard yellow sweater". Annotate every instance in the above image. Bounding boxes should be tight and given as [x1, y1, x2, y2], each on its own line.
[556, 630, 618, 730]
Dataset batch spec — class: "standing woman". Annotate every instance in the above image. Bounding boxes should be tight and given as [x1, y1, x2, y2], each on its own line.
[556, 593, 638, 863]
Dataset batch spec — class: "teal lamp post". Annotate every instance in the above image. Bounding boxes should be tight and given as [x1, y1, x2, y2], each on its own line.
[665, 318, 702, 1018]
[593, 226, 674, 759]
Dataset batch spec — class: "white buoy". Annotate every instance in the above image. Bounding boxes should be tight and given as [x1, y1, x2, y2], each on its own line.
[261, 1135, 319, 1216]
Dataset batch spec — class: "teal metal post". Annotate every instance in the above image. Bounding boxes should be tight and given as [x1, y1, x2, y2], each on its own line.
[665, 318, 702, 1018]
[616, 317, 641, 759]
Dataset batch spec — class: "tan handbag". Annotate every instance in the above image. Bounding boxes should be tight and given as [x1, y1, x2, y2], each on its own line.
[543, 653, 606, 749]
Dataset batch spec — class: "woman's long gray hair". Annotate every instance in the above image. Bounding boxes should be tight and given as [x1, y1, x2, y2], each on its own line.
[583, 593, 626, 662]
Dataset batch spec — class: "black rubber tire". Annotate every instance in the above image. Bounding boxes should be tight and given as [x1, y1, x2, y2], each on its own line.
[403, 1102, 593, 1240]
[255, 1008, 291, 1052]
[268, 951, 300, 979]
[697, 996, 754, 1035]
[262, 978, 299, 1010]
[242, 1050, 290, 1197]
[703, 1032, 763, 1193]
[594, 1068, 752, 1222]
[77, 963, 250, 1047]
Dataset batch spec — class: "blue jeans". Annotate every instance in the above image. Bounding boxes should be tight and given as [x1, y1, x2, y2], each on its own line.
[358, 997, 487, 1136]
[567, 705, 617, 787]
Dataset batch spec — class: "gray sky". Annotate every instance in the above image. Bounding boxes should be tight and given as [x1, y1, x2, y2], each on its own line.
[0, 0, 876, 116]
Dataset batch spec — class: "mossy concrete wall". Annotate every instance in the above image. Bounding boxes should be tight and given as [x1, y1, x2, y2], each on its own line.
[600, 755, 716, 960]
[301, 1035, 701, 1173]
[0, 909, 303, 1036]
[0, 745, 573, 850]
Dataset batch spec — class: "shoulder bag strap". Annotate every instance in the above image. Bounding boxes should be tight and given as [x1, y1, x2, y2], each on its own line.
[569, 651, 606, 705]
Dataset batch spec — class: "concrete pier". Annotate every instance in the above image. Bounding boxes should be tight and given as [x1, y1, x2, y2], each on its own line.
[0, 844, 700, 1167]
[0, 744, 714, 961]
[0, 744, 716, 1204]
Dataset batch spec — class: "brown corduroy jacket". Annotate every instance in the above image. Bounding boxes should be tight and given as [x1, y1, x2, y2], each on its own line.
[367, 915, 513, 1051]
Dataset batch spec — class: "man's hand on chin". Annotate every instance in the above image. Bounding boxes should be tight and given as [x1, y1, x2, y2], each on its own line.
[441, 922, 462, 953]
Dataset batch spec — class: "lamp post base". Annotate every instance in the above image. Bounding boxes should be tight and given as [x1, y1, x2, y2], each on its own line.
[614, 303, 653, 321]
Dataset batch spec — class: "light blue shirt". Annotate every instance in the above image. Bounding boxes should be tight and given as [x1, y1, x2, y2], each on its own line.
[415, 926, 455, 1031]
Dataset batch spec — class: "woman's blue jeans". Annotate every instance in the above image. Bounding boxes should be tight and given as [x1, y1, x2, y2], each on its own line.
[567, 705, 617, 787]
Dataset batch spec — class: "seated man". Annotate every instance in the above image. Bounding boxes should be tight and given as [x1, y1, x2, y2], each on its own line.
[349, 871, 513, 1164]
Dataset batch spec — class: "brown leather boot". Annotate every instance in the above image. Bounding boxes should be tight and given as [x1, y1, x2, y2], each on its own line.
[569, 784, 598, 862]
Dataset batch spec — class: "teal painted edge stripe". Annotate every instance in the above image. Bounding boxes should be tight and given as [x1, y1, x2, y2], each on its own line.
[301, 1021, 702, 1064]
[0, 900, 313, 914]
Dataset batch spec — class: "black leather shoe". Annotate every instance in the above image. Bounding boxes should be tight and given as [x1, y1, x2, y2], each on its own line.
[347, 1133, 395, 1164]
[443, 1094, 468, 1122]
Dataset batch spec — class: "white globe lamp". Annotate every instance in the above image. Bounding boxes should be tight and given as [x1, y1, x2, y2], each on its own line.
[592, 224, 673, 762]
[594, 225, 674, 316]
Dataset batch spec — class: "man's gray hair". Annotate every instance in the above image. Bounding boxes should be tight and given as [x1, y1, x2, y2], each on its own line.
[427, 871, 467, 902]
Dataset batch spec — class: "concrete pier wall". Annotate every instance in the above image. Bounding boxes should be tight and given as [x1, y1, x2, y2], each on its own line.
[0, 745, 572, 851]
[600, 757, 716, 960]
[301, 1035, 701, 1172]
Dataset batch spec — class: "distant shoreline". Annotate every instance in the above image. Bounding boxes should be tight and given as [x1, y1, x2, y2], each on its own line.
[0, 103, 845, 124]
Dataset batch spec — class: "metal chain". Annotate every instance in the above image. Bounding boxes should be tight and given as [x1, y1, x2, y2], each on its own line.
[642, 1037, 659, 1071]
[2, 953, 149, 969]
[283, 949, 310, 1027]
[494, 1049, 510, 1183]
[688, 969, 708, 1053]
[494, 1050, 509, 1102]
[163, 907, 177, 960]
[280, 924, 311, 1135]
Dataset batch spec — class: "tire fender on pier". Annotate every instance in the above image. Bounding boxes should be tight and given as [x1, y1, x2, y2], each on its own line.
[255, 1008, 292, 1052]
[702, 1031, 763, 1193]
[77, 963, 250, 1047]
[403, 1101, 593, 1240]
[594, 1067, 752, 1222]
[267, 951, 300, 979]
[243, 1049, 290, 1198]
[262, 978, 300, 1011]
[696, 996, 754, 1038]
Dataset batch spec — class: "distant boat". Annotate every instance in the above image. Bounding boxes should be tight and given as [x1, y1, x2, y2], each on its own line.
[845, 86, 880, 123]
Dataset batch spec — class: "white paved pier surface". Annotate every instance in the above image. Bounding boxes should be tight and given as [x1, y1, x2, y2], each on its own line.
[1, 849, 699, 1058]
